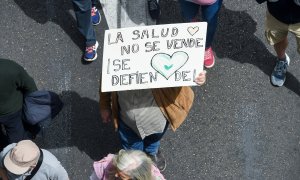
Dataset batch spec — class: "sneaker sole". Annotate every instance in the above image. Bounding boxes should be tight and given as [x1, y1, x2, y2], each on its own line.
[84, 41, 99, 62]
[160, 161, 166, 172]
[270, 76, 285, 87]
[204, 56, 215, 69]
[92, 21, 101, 26]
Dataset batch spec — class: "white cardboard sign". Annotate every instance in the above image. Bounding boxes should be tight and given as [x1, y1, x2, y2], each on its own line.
[101, 22, 207, 92]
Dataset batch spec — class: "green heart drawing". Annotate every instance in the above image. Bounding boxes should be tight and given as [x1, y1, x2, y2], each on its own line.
[164, 64, 173, 70]
[151, 51, 189, 80]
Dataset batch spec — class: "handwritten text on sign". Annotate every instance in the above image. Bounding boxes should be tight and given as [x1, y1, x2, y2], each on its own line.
[101, 22, 207, 92]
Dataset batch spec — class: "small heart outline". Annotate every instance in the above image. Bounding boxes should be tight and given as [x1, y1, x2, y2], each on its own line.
[187, 26, 199, 36]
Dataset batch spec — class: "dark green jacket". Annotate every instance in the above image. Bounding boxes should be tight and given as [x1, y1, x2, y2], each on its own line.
[0, 59, 37, 116]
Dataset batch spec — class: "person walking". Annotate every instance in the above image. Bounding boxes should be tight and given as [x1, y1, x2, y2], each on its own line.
[72, 0, 101, 61]
[178, 0, 223, 68]
[256, 0, 300, 86]
[0, 59, 37, 147]
[0, 140, 69, 180]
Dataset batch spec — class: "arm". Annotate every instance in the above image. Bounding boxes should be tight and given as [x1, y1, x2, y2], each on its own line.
[99, 91, 112, 123]
[0, 144, 16, 180]
[99, 76, 112, 123]
[0, 168, 8, 180]
[50, 162, 69, 180]
[51, 168, 69, 180]
[16, 66, 37, 95]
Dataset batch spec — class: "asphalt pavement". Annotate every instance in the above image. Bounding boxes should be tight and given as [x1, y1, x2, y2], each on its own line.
[0, 0, 300, 179]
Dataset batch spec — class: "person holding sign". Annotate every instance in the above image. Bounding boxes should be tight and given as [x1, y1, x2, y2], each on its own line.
[255, 0, 300, 87]
[72, 0, 101, 61]
[178, 0, 223, 68]
[99, 71, 206, 172]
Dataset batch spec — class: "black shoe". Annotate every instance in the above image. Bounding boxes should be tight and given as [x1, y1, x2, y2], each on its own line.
[149, 150, 166, 172]
[147, 0, 160, 20]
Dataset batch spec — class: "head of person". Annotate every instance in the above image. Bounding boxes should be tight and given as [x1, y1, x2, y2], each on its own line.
[3, 140, 40, 175]
[112, 150, 153, 180]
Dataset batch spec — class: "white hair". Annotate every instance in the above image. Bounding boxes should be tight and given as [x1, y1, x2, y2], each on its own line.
[112, 150, 153, 180]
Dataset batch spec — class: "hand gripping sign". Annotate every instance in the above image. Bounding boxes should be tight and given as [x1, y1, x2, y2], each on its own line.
[101, 22, 207, 92]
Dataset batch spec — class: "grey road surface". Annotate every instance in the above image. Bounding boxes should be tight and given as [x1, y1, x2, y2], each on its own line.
[0, 0, 299, 179]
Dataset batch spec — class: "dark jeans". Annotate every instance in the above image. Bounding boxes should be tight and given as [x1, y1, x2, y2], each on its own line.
[72, 0, 97, 46]
[118, 119, 168, 155]
[0, 110, 26, 144]
[178, 0, 223, 48]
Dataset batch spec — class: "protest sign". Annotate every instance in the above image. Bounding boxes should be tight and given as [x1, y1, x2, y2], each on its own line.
[101, 22, 207, 92]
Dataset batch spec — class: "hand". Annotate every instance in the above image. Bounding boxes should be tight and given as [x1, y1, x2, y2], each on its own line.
[195, 70, 206, 86]
[0, 168, 8, 180]
[101, 109, 112, 123]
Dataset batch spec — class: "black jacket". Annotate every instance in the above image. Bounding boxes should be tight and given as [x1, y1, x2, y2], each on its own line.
[256, 0, 300, 24]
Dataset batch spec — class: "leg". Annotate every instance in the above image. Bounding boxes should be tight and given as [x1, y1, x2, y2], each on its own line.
[143, 122, 168, 171]
[0, 125, 8, 150]
[178, 0, 200, 22]
[117, 120, 144, 151]
[72, 0, 98, 61]
[265, 11, 290, 86]
[265, 10, 289, 59]
[72, 0, 96, 47]
[91, 0, 98, 7]
[91, 0, 101, 26]
[201, 0, 223, 48]
[147, 0, 160, 20]
[0, 111, 27, 143]
[143, 122, 168, 155]
[274, 37, 288, 59]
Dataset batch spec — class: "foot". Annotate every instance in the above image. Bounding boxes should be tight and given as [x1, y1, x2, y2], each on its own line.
[84, 41, 98, 61]
[147, 0, 160, 20]
[91, 6, 101, 25]
[270, 53, 290, 87]
[149, 150, 166, 172]
[204, 47, 215, 68]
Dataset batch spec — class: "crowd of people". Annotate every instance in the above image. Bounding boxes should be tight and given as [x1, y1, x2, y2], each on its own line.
[0, 0, 299, 179]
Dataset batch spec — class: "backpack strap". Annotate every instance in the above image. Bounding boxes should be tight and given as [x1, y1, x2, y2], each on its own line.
[24, 149, 43, 180]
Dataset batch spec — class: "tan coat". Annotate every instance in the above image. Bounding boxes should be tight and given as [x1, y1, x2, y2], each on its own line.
[99, 87, 194, 131]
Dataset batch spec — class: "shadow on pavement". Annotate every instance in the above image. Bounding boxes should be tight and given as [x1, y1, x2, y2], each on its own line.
[214, 6, 300, 96]
[37, 91, 120, 160]
[157, 0, 300, 96]
[13, 0, 101, 53]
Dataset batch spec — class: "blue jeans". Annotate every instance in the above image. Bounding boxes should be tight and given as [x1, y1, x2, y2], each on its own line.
[72, 0, 97, 46]
[118, 119, 168, 155]
[178, 0, 223, 48]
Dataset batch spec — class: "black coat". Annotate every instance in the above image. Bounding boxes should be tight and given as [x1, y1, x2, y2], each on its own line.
[256, 0, 300, 24]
